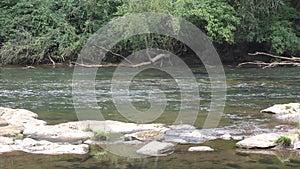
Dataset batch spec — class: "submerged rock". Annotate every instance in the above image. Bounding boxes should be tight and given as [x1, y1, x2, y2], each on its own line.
[236, 133, 280, 149]
[188, 146, 214, 152]
[136, 141, 175, 156]
[261, 103, 300, 122]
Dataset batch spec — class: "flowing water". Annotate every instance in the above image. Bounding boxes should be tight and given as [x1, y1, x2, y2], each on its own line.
[0, 66, 299, 169]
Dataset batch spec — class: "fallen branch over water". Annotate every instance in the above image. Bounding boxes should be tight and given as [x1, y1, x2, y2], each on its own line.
[73, 53, 171, 68]
[239, 52, 300, 68]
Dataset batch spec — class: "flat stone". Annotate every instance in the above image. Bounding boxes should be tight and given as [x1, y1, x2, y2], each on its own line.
[0, 118, 8, 127]
[0, 138, 89, 155]
[136, 141, 175, 156]
[0, 125, 24, 137]
[124, 130, 164, 141]
[231, 136, 244, 141]
[169, 124, 196, 130]
[261, 103, 300, 114]
[236, 133, 280, 149]
[188, 146, 214, 152]
[0, 136, 14, 145]
[23, 122, 93, 142]
[261, 103, 300, 122]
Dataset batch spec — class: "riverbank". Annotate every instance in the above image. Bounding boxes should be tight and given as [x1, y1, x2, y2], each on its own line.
[1, 104, 299, 157]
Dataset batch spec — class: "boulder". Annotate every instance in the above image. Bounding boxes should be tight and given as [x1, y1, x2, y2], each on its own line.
[0, 118, 8, 127]
[0, 125, 24, 137]
[236, 133, 280, 149]
[188, 146, 214, 152]
[293, 141, 300, 150]
[23, 122, 93, 143]
[136, 141, 175, 156]
[261, 103, 300, 122]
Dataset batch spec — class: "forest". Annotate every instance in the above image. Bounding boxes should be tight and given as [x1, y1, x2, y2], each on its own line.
[0, 0, 299, 65]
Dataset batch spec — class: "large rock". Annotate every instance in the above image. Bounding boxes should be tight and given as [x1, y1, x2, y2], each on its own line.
[261, 103, 300, 122]
[0, 107, 46, 128]
[188, 146, 214, 152]
[23, 122, 93, 143]
[0, 118, 8, 127]
[236, 133, 280, 149]
[0, 125, 24, 137]
[0, 138, 89, 155]
[136, 141, 175, 156]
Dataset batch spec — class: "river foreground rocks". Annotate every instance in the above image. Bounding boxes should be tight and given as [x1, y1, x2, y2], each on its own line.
[261, 103, 300, 122]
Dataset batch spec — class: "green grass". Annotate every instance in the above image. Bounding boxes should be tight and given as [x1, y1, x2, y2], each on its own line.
[275, 135, 292, 147]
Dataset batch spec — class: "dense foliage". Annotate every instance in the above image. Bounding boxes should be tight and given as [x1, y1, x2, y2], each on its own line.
[0, 0, 299, 64]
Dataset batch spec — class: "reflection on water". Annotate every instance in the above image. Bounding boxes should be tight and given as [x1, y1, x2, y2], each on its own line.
[0, 66, 299, 168]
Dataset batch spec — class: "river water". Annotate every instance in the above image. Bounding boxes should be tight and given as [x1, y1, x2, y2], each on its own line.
[0, 66, 299, 169]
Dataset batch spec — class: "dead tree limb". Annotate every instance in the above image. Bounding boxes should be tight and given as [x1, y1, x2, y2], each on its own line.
[239, 52, 300, 68]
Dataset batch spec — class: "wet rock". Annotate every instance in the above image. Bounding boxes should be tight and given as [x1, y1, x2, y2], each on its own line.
[0, 118, 8, 127]
[124, 130, 164, 141]
[0, 125, 24, 137]
[236, 133, 280, 149]
[188, 146, 214, 152]
[136, 141, 175, 156]
[261, 103, 300, 122]
[0, 136, 14, 145]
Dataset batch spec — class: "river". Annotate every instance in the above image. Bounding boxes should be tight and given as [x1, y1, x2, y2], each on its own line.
[0, 66, 299, 168]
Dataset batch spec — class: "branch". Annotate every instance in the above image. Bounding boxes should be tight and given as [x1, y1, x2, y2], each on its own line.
[248, 52, 300, 62]
[48, 56, 56, 66]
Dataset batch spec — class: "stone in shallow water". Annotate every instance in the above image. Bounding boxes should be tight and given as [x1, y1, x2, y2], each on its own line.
[136, 141, 175, 156]
[188, 146, 214, 152]
[261, 103, 300, 122]
[236, 133, 280, 149]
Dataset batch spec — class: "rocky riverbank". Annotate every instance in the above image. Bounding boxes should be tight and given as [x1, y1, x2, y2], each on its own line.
[0, 104, 299, 157]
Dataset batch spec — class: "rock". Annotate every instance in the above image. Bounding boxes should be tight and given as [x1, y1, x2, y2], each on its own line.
[231, 136, 244, 141]
[0, 136, 14, 145]
[261, 103, 300, 122]
[23, 122, 93, 143]
[169, 124, 196, 130]
[0, 125, 24, 137]
[77, 120, 167, 134]
[293, 141, 300, 149]
[0, 138, 89, 155]
[188, 146, 214, 152]
[220, 134, 232, 140]
[124, 130, 164, 141]
[136, 141, 175, 156]
[0, 118, 8, 127]
[236, 133, 280, 149]
[0, 107, 46, 128]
